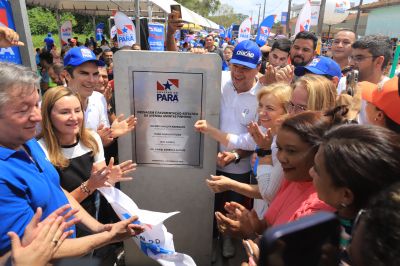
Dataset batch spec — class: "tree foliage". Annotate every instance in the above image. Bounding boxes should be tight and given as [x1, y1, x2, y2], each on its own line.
[209, 4, 247, 28]
[175, 0, 221, 16]
[27, 6, 107, 37]
[27, 7, 57, 34]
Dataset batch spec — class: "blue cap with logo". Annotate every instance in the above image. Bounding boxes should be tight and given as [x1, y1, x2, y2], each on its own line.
[64, 46, 105, 67]
[294, 56, 341, 79]
[230, 40, 261, 69]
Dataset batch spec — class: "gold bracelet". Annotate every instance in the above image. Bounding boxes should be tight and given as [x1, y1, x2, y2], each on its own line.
[80, 181, 91, 195]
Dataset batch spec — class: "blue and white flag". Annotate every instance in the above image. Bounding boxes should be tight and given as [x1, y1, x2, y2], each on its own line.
[98, 186, 196, 266]
[0, 0, 22, 64]
[255, 15, 276, 46]
[227, 24, 233, 39]
[281, 12, 288, 26]
[295, 0, 312, 36]
[115, 11, 136, 47]
[238, 18, 252, 43]
[148, 23, 165, 51]
[219, 25, 226, 38]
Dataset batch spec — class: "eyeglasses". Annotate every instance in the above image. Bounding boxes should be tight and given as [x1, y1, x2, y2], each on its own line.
[348, 55, 377, 63]
[286, 101, 307, 113]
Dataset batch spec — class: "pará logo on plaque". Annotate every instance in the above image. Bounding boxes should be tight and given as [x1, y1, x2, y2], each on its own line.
[156, 79, 179, 102]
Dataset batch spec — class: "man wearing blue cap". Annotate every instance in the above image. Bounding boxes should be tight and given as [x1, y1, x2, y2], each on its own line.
[63, 46, 136, 146]
[215, 40, 263, 258]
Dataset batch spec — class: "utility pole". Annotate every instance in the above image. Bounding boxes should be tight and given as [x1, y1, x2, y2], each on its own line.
[135, 0, 141, 45]
[262, 0, 266, 20]
[354, 0, 364, 35]
[256, 3, 262, 32]
[286, 0, 292, 36]
[317, 0, 327, 37]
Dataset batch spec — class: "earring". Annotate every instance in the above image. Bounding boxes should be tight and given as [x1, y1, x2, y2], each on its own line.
[340, 203, 347, 208]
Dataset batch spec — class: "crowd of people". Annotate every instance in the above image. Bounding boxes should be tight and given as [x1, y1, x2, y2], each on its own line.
[0, 7, 399, 266]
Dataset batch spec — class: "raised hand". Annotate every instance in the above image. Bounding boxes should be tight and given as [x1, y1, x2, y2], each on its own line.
[259, 64, 277, 86]
[111, 114, 137, 138]
[21, 205, 79, 247]
[0, 26, 24, 48]
[223, 202, 264, 238]
[86, 166, 110, 191]
[107, 157, 135, 185]
[167, 11, 184, 33]
[106, 215, 145, 243]
[194, 120, 213, 134]
[8, 215, 74, 266]
[216, 151, 236, 168]
[247, 122, 273, 149]
[206, 175, 233, 193]
[97, 123, 113, 146]
[275, 65, 295, 84]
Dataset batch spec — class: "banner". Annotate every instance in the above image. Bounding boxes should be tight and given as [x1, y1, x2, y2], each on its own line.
[115, 11, 136, 47]
[148, 23, 165, 51]
[281, 12, 288, 26]
[323, 0, 351, 25]
[219, 25, 226, 38]
[60, 21, 72, 46]
[95, 22, 105, 41]
[227, 24, 233, 39]
[174, 29, 181, 41]
[110, 25, 117, 39]
[238, 17, 252, 43]
[295, 0, 312, 36]
[98, 187, 196, 266]
[310, 5, 320, 26]
[255, 15, 276, 46]
[0, 0, 22, 64]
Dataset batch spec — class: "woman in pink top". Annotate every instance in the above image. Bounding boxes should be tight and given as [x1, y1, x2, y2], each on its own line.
[215, 108, 347, 238]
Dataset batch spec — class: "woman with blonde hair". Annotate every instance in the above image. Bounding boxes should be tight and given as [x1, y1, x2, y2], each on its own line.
[288, 74, 337, 114]
[195, 83, 292, 216]
[38, 86, 135, 236]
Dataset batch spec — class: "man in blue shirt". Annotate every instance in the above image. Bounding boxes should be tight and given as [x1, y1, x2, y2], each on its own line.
[0, 62, 144, 261]
[44, 33, 54, 51]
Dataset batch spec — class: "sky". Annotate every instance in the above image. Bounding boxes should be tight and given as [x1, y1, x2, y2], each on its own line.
[219, 0, 379, 21]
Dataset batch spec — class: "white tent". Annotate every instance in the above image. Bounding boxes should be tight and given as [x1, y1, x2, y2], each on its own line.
[25, 0, 219, 29]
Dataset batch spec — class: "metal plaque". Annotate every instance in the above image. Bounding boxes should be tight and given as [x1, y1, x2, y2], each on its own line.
[132, 70, 203, 167]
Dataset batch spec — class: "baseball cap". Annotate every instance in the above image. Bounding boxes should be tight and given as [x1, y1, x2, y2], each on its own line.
[361, 75, 400, 125]
[63, 46, 105, 67]
[230, 40, 261, 69]
[294, 56, 341, 79]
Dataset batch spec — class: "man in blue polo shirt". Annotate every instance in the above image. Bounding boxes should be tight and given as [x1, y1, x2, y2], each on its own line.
[0, 62, 144, 261]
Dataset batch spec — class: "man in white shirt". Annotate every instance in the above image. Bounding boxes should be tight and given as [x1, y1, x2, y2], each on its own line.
[63, 47, 136, 146]
[217, 40, 263, 258]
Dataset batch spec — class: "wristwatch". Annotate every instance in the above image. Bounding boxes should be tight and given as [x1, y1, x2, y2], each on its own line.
[232, 150, 241, 164]
[255, 148, 272, 157]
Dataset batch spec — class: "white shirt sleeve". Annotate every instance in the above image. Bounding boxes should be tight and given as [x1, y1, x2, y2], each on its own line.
[99, 94, 110, 128]
[91, 131, 105, 164]
[37, 138, 50, 159]
[256, 164, 283, 203]
[255, 136, 283, 203]
[227, 132, 257, 151]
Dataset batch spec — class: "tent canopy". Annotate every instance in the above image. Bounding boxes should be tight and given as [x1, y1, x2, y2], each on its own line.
[25, 0, 219, 29]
